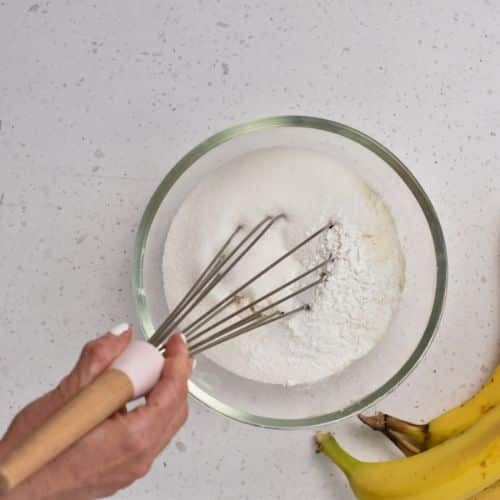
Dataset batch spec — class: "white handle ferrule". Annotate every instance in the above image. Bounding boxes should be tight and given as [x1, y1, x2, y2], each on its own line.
[111, 340, 164, 398]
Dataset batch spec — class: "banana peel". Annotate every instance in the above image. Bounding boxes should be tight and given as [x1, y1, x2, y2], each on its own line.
[360, 365, 500, 452]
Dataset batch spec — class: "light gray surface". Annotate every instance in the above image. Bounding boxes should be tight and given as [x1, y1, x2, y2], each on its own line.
[0, 1, 499, 499]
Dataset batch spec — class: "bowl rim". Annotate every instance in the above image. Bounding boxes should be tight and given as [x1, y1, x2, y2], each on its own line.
[132, 115, 448, 429]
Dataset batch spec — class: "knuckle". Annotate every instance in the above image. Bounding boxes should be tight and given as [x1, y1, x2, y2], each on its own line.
[182, 378, 189, 395]
[83, 340, 104, 359]
[175, 379, 189, 401]
[55, 376, 73, 400]
[83, 341, 109, 369]
[119, 477, 137, 490]
[82, 340, 97, 356]
[124, 429, 149, 456]
[131, 461, 151, 480]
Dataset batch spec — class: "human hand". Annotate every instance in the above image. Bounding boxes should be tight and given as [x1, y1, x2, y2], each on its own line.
[0, 328, 192, 500]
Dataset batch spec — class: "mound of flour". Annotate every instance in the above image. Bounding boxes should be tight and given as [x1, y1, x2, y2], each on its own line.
[163, 148, 405, 385]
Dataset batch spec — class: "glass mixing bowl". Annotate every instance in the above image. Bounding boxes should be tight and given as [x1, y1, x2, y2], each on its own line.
[133, 116, 447, 429]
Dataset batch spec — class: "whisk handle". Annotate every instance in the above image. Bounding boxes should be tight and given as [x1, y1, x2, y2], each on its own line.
[0, 340, 164, 494]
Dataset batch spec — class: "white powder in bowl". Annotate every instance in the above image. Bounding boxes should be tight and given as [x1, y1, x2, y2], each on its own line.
[163, 147, 405, 385]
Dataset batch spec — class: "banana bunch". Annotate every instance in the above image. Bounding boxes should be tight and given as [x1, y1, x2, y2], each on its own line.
[315, 365, 500, 499]
[360, 365, 500, 454]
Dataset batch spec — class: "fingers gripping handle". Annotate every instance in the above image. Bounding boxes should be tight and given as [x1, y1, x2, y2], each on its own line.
[0, 340, 164, 493]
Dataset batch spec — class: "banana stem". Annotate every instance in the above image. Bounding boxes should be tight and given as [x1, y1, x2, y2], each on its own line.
[359, 412, 428, 448]
[358, 412, 386, 431]
[315, 432, 360, 475]
[385, 429, 422, 456]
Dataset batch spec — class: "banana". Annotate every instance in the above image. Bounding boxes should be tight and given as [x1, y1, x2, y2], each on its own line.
[360, 364, 500, 450]
[315, 402, 500, 500]
[473, 482, 500, 499]
[377, 430, 500, 498]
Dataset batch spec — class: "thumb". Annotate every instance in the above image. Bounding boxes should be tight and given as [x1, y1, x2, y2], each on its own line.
[57, 326, 133, 402]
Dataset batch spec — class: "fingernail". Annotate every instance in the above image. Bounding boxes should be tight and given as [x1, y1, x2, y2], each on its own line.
[179, 333, 187, 344]
[192, 358, 197, 370]
[110, 323, 130, 336]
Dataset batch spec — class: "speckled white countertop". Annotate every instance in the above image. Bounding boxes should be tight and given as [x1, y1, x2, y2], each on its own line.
[1, 1, 499, 499]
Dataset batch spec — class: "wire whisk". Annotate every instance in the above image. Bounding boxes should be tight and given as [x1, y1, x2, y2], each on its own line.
[149, 215, 335, 356]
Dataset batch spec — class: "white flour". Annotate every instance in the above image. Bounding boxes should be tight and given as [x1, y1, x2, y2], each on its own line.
[163, 148, 405, 385]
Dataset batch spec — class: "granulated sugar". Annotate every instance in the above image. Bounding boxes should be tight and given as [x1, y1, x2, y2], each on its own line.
[163, 147, 405, 385]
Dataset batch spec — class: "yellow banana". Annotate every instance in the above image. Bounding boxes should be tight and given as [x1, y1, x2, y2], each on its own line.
[315, 402, 500, 500]
[379, 427, 500, 499]
[360, 364, 500, 450]
[473, 482, 500, 499]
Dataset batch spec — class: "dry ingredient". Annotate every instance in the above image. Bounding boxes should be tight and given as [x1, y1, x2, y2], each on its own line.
[163, 147, 405, 385]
